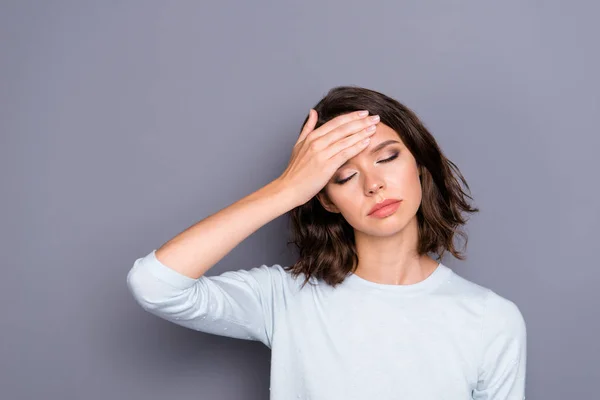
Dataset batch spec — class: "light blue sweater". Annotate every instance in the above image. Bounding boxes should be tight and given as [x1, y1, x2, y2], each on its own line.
[127, 249, 526, 399]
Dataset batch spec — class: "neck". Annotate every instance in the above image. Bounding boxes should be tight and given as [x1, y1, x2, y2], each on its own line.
[352, 215, 439, 285]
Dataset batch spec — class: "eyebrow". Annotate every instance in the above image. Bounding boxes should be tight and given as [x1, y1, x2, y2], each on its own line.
[338, 139, 400, 169]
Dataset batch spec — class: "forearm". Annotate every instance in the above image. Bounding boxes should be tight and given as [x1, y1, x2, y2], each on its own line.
[154, 178, 297, 279]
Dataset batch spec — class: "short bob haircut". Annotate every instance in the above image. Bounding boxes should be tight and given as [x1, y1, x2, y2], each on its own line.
[284, 85, 479, 289]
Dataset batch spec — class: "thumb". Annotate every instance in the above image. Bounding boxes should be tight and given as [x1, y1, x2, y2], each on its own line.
[297, 108, 317, 144]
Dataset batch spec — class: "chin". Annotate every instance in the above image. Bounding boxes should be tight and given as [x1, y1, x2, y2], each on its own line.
[354, 213, 411, 237]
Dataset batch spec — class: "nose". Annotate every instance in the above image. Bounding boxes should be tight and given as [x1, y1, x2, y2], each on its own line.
[367, 181, 385, 195]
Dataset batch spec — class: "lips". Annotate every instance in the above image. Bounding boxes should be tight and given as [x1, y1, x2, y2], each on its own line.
[368, 199, 401, 216]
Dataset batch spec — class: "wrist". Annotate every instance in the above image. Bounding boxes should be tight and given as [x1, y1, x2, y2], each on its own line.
[265, 178, 300, 211]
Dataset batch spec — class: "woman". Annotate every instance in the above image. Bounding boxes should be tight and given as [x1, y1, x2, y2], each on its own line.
[127, 86, 527, 399]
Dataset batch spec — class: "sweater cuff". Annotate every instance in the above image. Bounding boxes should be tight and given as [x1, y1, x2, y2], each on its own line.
[138, 249, 199, 290]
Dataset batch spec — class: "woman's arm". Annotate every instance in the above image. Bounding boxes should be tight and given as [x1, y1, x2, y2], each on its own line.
[125, 178, 299, 347]
[154, 178, 297, 279]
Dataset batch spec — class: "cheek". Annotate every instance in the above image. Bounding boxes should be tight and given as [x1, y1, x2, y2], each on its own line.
[335, 194, 362, 215]
[324, 190, 363, 225]
[407, 168, 423, 201]
[387, 162, 421, 194]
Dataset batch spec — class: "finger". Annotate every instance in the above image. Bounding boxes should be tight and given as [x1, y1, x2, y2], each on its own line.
[308, 109, 370, 142]
[313, 113, 379, 154]
[325, 124, 376, 162]
[329, 130, 373, 167]
[296, 109, 317, 145]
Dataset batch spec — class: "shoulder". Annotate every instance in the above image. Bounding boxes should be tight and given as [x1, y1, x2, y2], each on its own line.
[481, 288, 527, 336]
[444, 268, 526, 334]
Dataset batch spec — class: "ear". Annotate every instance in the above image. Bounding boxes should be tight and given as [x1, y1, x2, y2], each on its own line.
[316, 191, 341, 214]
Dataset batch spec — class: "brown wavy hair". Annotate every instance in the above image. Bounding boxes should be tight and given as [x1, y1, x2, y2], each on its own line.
[284, 85, 479, 289]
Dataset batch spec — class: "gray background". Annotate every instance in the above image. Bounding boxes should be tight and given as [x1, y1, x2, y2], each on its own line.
[2, 1, 598, 399]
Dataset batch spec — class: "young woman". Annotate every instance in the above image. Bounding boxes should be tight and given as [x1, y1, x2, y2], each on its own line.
[127, 86, 527, 399]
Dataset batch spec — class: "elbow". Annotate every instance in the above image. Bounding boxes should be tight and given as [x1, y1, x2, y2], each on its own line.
[126, 265, 156, 310]
[126, 264, 175, 311]
[125, 261, 201, 316]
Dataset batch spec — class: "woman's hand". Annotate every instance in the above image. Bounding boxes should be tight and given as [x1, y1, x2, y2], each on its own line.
[277, 109, 380, 206]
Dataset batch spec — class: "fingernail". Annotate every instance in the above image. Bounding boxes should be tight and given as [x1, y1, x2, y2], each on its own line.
[358, 110, 369, 117]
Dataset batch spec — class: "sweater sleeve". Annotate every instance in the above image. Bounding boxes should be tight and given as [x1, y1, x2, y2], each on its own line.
[126, 249, 285, 348]
[472, 289, 527, 400]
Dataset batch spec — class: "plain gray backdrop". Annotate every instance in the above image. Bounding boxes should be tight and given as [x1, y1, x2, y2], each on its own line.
[2, 1, 598, 399]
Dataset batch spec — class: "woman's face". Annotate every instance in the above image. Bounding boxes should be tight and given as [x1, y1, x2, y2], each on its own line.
[317, 123, 423, 237]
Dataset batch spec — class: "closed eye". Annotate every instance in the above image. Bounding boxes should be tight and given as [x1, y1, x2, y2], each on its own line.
[379, 153, 398, 164]
[334, 153, 399, 185]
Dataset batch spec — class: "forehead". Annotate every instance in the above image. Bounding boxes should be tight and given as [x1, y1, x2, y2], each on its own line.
[361, 123, 407, 155]
[370, 123, 402, 143]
